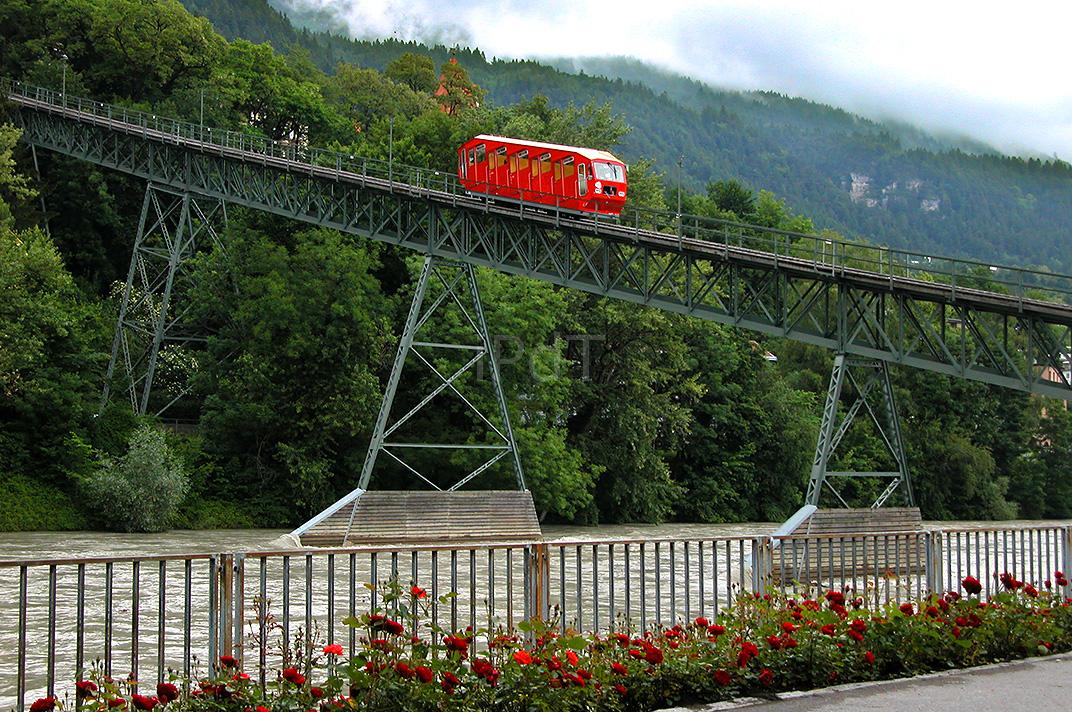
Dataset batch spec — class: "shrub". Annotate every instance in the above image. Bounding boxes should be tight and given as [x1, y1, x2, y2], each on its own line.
[81, 425, 189, 532]
[54, 573, 1072, 712]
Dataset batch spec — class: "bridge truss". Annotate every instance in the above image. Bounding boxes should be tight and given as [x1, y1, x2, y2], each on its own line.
[7, 80, 1072, 507]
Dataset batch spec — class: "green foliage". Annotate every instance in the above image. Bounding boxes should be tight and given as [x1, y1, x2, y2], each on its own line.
[81, 425, 190, 532]
[385, 52, 437, 94]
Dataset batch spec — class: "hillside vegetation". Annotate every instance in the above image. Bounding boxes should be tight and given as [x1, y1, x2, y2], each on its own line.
[1, 0, 1071, 532]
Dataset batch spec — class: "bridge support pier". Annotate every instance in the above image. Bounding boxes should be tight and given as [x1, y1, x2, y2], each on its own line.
[806, 353, 914, 508]
[101, 183, 226, 416]
[357, 254, 525, 493]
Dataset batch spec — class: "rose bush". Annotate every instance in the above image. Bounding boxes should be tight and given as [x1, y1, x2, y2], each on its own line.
[48, 573, 1072, 712]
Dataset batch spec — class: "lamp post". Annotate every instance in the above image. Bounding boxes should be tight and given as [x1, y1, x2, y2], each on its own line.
[389, 115, 394, 184]
[676, 154, 683, 238]
[61, 56, 67, 108]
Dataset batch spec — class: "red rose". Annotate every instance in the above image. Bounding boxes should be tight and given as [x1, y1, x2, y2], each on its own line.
[410, 585, 427, 599]
[256, 707, 270, 712]
[323, 644, 344, 656]
[758, 668, 774, 687]
[850, 619, 867, 634]
[767, 634, 782, 650]
[566, 650, 579, 667]
[898, 603, 914, 616]
[76, 681, 98, 697]
[132, 695, 158, 711]
[415, 666, 434, 683]
[611, 662, 628, 675]
[108, 700, 126, 709]
[513, 650, 534, 665]
[156, 683, 179, 704]
[713, 669, 732, 686]
[707, 624, 726, 637]
[219, 655, 238, 668]
[820, 624, 836, 636]
[962, 576, 982, 595]
[383, 619, 406, 635]
[394, 661, 415, 678]
[614, 683, 627, 695]
[848, 629, 864, 642]
[694, 617, 709, 628]
[281, 667, 305, 685]
[1024, 584, 1039, 598]
[440, 671, 460, 694]
[781, 622, 797, 633]
[30, 698, 56, 712]
[863, 650, 875, 665]
[444, 635, 469, 653]
[310, 687, 324, 700]
[825, 591, 845, 606]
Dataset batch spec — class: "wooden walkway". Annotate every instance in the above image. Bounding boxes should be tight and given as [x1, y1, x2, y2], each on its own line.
[296, 490, 542, 547]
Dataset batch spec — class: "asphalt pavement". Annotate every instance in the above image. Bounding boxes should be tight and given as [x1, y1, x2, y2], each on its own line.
[658, 652, 1072, 711]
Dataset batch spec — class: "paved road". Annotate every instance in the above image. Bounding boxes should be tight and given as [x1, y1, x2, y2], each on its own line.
[663, 653, 1072, 711]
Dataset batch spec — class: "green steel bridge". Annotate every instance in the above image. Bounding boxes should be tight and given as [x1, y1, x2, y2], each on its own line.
[6, 78, 1072, 510]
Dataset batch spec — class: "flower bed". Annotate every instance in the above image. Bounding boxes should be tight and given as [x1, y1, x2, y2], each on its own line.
[40, 573, 1072, 712]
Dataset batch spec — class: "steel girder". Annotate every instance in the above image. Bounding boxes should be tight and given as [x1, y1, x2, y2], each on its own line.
[13, 104, 1072, 402]
[100, 183, 226, 416]
[806, 353, 914, 509]
[356, 254, 525, 495]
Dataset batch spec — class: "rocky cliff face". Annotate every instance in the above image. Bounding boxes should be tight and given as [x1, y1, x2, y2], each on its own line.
[847, 173, 940, 212]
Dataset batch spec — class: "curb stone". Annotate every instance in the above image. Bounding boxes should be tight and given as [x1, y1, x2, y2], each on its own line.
[654, 651, 1072, 711]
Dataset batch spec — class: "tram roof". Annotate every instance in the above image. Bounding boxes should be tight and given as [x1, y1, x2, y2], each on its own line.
[472, 134, 623, 163]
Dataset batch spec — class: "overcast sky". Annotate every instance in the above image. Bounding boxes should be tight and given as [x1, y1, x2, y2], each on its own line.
[285, 0, 1072, 158]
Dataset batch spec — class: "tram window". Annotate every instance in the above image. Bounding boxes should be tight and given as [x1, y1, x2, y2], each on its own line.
[459, 151, 467, 178]
[468, 149, 475, 165]
[475, 144, 486, 164]
[495, 145, 507, 169]
[578, 163, 588, 194]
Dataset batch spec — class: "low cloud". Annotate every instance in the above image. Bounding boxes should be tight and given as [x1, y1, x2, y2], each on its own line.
[279, 0, 1072, 158]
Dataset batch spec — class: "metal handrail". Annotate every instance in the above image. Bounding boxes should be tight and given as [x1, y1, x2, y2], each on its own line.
[5, 77, 1072, 304]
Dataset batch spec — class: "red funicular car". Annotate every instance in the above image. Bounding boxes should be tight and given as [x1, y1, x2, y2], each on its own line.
[457, 135, 628, 216]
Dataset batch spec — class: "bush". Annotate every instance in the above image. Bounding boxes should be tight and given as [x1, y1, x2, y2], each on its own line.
[81, 425, 189, 532]
[52, 573, 1072, 712]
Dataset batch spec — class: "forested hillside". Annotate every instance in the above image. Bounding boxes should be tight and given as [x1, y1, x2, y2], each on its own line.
[2, 0, 1071, 534]
[180, 0, 1072, 273]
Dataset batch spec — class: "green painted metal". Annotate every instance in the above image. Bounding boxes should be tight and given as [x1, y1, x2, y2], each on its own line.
[355, 255, 525, 501]
[100, 182, 225, 416]
[6, 78, 1072, 406]
[806, 353, 914, 508]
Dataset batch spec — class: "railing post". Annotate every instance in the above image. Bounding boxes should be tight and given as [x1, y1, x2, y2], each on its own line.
[1062, 526, 1072, 599]
[751, 537, 772, 594]
[219, 553, 234, 666]
[526, 543, 549, 626]
[925, 531, 944, 594]
[233, 553, 245, 666]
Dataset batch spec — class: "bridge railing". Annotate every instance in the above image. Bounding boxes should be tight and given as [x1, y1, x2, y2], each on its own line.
[6, 77, 1072, 305]
[2, 524, 1069, 709]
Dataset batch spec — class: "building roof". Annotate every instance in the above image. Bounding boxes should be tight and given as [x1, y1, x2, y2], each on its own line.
[472, 134, 623, 163]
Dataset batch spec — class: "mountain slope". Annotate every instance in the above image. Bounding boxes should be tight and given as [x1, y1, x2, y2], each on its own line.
[180, 0, 1072, 272]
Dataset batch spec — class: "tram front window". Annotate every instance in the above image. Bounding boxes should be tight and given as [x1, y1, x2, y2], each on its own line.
[593, 162, 625, 182]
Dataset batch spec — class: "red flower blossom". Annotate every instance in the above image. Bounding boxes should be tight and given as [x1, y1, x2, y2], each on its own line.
[825, 591, 846, 606]
[694, 617, 709, 628]
[415, 666, 434, 683]
[962, 576, 982, 595]
[75, 681, 98, 698]
[394, 661, 414, 679]
[898, 603, 914, 616]
[156, 683, 179, 704]
[713, 669, 732, 686]
[310, 687, 324, 700]
[864, 650, 876, 665]
[925, 605, 940, 618]
[737, 641, 759, 668]
[410, 585, 427, 599]
[1024, 583, 1039, 598]
[232, 673, 250, 682]
[781, 621, 797, 633]
[30, 698, 56, 712]
[513, 650, 535, 665]
[613, 632, 631, 647]
[219, 655, 238, 668]
[999, 572, 1023, 590]
[758, 668, 774, 687]
[444, 635, 470, 654]
[820, 623, 837, 636]
[611, 662, 628, 675]
[108, 700, 126, 709]
[323, 643, 344, 656]
[566, 650, 579, 667]
[707, 624, 726, 637]
[132, 695, 158, 711]
[848, 629, 865, 643]
[281, 667, 306, 685]
[440, 671, 460, 694]
[614, 683, 627, 696]
[256, 706, 270, 712]
[766, 634, 782, 650]
[643, 644, 664, 665]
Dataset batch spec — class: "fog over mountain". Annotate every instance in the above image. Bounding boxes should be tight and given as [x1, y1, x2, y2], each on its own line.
[271, 0, 1072, 160]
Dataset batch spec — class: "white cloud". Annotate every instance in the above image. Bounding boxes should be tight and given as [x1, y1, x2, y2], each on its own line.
[282, 0, 1072, 158]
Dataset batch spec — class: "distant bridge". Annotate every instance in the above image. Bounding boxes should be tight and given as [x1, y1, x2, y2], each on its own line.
[6, 78, 1072, 510]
